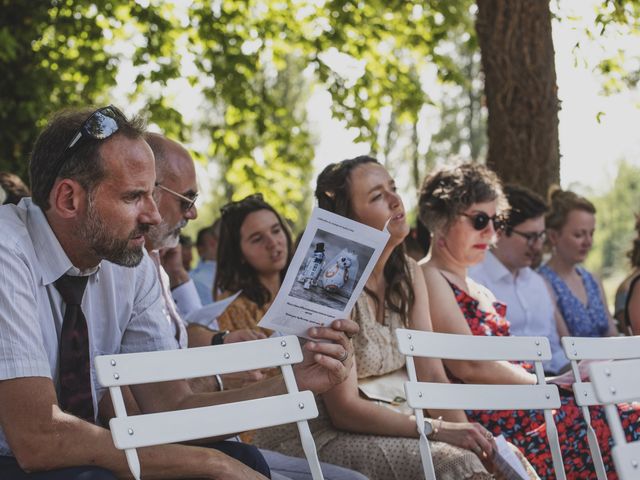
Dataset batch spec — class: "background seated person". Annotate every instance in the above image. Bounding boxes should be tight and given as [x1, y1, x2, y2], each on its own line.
[469, 184, 568, 374]
[614, 214, 640, 335]
[212, 194, 293, 337]
[0, 171, 31, 205]
[190, 221, 221, 305]
[179, 234, 194, 272]
[0, 106, 357, 480]
[539, 187, 618, 338]
[419, 162, 640, 479]
[254, 157, 535, 480]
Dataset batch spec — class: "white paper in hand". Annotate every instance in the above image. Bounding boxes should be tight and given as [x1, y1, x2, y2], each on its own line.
[184, 290, 243, 329]
[258, 207, 389, 338]
[493, 435, 529, 480]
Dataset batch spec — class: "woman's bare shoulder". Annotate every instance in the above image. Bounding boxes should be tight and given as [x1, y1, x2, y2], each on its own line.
[418, 257, 438, 277]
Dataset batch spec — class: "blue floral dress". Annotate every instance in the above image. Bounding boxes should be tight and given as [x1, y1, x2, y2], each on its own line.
[538, 265, 609, 337]
[447, 280, 640, 479]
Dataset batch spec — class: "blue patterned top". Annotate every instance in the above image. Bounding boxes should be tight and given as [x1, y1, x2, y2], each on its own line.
[538, 265, 609, 337]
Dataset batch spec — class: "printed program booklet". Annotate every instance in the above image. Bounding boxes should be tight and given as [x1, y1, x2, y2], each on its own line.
[184, 290, 243, 329]
[258, 207, 389, 337]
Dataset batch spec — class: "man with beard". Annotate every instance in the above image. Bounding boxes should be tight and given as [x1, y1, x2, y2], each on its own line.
[143, 132, 204, 322]
[138, 133, 368, 480]
[0, 106, 358, 479]
[143, 133, 247, 343]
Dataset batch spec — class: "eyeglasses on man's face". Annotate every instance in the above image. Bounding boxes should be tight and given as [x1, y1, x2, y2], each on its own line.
[155, 183, 198, 212]
[460, 211, 506, 232]
[511, 229, 546, 246]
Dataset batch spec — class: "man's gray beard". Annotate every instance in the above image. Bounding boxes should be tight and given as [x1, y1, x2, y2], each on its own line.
[80, 196, 147, 268]
[147, 218, 185, 250]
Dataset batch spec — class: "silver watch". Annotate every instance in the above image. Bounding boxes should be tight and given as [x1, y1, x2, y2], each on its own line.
[423, 418, 434, 437]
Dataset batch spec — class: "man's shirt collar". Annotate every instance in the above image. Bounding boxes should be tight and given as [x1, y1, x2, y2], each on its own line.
[24, 198, 99, 285]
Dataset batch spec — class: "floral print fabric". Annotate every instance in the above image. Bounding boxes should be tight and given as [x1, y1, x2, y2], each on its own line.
[538, 265, 609, 337]
[447, 280, 640, 479]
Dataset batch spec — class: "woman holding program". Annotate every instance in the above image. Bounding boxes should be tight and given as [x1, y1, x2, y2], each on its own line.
[254, 156, 537, 480]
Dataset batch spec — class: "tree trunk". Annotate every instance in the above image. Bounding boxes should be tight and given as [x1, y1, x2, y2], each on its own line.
[476, 0, 560, 197]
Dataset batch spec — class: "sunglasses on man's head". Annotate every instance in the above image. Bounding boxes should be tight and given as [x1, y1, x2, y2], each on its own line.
[66, 106, 124, 150]
[220, 193, 265, 216]
[51, 105, 126, 183]
[460, 212, 506, 231]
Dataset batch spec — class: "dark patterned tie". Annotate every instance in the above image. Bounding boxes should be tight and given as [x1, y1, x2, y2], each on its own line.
[54, 274, 95, 422]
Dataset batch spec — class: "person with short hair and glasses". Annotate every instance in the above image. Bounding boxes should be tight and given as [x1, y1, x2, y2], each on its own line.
[419, 163, 640, 479]
[0, 106, 359, 479]
[469, 184, 568, 374]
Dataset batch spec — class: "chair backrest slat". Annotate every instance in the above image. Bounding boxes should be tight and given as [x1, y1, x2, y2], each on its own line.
[561, 336, 640, 480]
[571, 382, 599, 406]
[96, 336, 301, 386]
[405, 382, 560, 411]
[590, 358, 640, 479]
[562, 336, 640, 361]
[96, 335, 325, 480]
[396, 329, 551, 361]
[590, 358, 640, 404]
[396, 328, 565, 480]
[109, 391, 317, 450]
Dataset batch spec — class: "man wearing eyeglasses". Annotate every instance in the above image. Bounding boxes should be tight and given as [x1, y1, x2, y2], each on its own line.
[137, 133, 367, 480]
[469, 184, 569, 375]
[143, 132, 206, 322]
[0, 107, 359, 479]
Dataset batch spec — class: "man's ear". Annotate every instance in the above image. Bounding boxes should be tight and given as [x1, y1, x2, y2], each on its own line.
[50, 179, 85, 219]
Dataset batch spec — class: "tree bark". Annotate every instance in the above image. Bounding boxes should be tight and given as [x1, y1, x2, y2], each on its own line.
[476, 0, 560, 197]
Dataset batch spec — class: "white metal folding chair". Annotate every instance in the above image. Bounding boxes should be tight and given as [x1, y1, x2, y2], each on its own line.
[561, 336, 640, 480]
[590, 357, 640, 479]
[396, 328, 566, 480]
[95, 335, 324, 480]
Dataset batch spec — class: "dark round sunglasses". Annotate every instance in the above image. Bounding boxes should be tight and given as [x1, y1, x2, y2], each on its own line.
[460, 212, 506, 231]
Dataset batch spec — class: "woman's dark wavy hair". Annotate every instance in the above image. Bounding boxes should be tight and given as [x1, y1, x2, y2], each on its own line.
[214, 194, 293, 307]
[315, 155, 414, 324]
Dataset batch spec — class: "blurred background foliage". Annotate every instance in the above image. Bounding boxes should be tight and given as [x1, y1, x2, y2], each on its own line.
[0, 0, 482, 231]
[1, 0, 640, 292]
